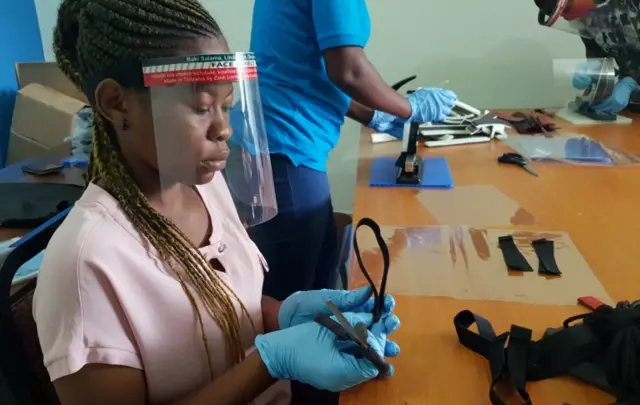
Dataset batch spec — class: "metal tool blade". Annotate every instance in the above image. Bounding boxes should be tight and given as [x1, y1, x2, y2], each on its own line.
[404, 155, 416, 174]
[523, 164, 539, 177]
[325, 300, 368, 347]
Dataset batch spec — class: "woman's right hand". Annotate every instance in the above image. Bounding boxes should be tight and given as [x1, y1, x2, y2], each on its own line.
[255, 312, 401, 392]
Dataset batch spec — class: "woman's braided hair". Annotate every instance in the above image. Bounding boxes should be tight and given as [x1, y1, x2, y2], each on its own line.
[54, 0, 253, 373]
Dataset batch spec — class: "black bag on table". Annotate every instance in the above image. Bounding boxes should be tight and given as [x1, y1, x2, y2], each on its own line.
[454, 301, 640, 405]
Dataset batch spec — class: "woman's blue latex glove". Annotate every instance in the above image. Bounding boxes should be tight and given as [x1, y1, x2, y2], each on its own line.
[572, 60, 601, 90]
[592, 77, 640, 115]
[278, 286, 396, 329]
[367, 111, 406, 139]
[255, 312, 401, 392]
[407, 88, 457, 123]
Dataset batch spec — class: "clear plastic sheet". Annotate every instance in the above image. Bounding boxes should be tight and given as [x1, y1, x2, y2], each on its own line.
[350, 226, 612, 306]
[502, 134, 640, 166]
[417, 185, 537, 227]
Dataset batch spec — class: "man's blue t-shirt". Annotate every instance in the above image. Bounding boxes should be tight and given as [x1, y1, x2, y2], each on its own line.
[250, 0, 371, 172]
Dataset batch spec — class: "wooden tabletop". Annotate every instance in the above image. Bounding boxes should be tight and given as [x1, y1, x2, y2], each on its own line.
[340, 111, 640, 404]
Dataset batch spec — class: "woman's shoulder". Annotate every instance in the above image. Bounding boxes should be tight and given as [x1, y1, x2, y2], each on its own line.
[33, 184, 147, 382]
[36, 183, 150, 291]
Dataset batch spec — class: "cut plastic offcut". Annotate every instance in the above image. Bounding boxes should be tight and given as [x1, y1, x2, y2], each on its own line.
[369, 157, 454, 189]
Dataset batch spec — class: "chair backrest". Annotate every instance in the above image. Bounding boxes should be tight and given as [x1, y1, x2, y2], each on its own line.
[4, 280, 60, 404]
[0, 208, 70, 404]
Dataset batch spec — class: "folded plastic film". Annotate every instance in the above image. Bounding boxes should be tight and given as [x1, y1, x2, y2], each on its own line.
[65, 107, 94, 158]
[502, 134, 640, 166]
[348, 225, 611, 306]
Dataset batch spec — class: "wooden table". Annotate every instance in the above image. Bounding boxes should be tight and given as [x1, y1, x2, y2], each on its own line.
[341, 113, 640, 404]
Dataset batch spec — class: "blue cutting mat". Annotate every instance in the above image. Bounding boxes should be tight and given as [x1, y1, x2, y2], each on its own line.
[370, 156, 454, 188]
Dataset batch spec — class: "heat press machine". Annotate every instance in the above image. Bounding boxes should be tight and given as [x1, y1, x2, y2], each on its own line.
[570, 57, 617, 122]
[373, 75, 512, 147]
[419, 105, 511, 147]
[394, 121, 422, 184]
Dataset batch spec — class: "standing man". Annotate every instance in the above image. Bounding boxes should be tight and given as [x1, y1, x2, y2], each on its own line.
[250, 0, 457, 301]
[536, 0, 640, 113]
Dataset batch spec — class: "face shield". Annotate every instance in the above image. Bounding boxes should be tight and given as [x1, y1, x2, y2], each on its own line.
[142, 52, 277, 226]
[537, 0, 612, 37]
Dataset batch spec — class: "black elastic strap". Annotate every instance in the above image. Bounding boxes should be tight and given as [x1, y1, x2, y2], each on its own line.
[454, 311, 509, 405]
[532, 239, 561, 275]
[455, 310, 534, 405]
[352, 218, 390, 322]
[506, 325, 533, 405]
[456, 306, 640, 405]
[498, 235, 532, 272]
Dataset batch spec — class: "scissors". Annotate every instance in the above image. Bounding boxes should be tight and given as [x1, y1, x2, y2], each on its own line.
[314, 300, 390, 375]
[498, 153, 539, 177]
[314, 217, 392, 375]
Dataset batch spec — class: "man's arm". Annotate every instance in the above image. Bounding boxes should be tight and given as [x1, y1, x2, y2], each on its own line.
[347, 100, 375, 126]
[311, 0, 412, 119]
[54, 353, 275, 405]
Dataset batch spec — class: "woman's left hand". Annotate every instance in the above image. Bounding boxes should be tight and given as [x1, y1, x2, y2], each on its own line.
[277, 287, 396, 329]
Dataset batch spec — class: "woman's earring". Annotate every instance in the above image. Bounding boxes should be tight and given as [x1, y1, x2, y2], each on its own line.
[122, 118, 130, 131]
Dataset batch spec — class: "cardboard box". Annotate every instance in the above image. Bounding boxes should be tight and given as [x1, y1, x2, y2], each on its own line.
[6, 133, 71, 166]
[15, 62, 88, 104]
[7, 63, 88, 165]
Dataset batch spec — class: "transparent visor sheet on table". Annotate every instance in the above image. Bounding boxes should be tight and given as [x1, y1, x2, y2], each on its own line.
[351, 225, 611, 306]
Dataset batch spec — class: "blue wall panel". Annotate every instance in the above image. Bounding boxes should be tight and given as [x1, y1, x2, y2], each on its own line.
[0, 0, 44, 168]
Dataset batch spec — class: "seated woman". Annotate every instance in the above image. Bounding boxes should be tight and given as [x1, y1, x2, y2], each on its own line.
[32, 1, 400, 404]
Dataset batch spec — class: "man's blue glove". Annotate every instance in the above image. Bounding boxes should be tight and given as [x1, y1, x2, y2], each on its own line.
[278, 286, 396, 329]
[255, 312, 401, 392]
[572, 60, 602, 90]
[592, 77, 640, 115]
[407, 88, 457, 123]
[367, 111, 406, 139]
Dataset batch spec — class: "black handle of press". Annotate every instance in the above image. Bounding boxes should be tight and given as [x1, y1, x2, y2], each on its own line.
[391, 75, 417, 92]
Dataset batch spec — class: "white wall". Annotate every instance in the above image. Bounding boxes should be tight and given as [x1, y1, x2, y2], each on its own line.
[35, 0, 585, 213]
